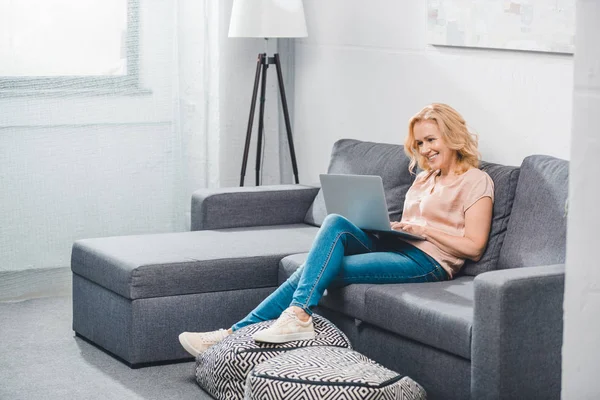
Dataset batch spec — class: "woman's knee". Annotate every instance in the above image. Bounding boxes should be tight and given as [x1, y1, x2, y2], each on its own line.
[322, 213, 352, 230]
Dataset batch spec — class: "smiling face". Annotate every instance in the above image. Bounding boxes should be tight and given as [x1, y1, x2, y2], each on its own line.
[404, 103, 479, 175]
[412, 120, 459, 174]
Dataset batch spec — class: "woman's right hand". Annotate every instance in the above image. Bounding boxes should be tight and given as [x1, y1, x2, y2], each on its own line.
[391, 221, 427, 237]
[390, 221, 403, 231]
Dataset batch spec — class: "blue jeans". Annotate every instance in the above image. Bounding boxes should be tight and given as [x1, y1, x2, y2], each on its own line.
[231, 214, 448, 331]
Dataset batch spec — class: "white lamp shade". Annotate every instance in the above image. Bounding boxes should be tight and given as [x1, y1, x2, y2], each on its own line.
[228, 0, 308, 38]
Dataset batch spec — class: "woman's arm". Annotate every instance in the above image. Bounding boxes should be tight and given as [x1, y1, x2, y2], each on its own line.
[392, 197, 493, 261]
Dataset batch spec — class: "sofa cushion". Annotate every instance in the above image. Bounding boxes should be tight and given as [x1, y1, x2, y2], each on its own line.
[461, 162, 520, 276]
[498, 155, 569, 270]
[71, 224, 319, 300]
[279, 254, 475, 360]
[304, 139, 415, 226]
[364, 278, 475, 360]
[278, 253, 308, 283]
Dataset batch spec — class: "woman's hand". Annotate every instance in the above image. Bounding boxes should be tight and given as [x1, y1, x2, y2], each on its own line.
[390, 221, 427, 237]
[392, 197, 493, 262]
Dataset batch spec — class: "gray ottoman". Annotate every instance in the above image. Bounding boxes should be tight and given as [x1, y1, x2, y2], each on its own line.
[71, 225, 318, 367]
[245, 346, 427, 400]
[196, 315, 351, 400]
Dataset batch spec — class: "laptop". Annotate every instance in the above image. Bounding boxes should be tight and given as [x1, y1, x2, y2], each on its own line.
[319, 174, 425, 241]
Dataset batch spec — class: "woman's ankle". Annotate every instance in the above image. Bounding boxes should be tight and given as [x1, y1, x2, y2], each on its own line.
[289, 305, 311, 322]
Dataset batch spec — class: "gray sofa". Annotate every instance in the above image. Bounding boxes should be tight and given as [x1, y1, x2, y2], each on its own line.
[71, 139, 568, 400]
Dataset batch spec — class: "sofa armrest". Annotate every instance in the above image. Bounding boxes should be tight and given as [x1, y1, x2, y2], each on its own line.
[471, 264, 565, 400]
[191, 185, 320, 230]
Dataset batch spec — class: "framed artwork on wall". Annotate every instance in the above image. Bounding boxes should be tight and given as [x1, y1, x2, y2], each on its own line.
[427, 0, 575, 54]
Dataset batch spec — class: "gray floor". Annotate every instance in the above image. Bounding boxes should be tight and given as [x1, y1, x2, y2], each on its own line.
[0, 295, 213, 400]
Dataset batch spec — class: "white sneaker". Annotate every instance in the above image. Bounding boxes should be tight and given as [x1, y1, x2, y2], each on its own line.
[178, 329, 230, 357]
[253, 308, 315, 344]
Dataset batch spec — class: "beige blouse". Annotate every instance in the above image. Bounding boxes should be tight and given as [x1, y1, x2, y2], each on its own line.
[401, 168, 494, 277]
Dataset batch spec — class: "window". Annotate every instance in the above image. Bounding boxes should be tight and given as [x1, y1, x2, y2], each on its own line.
[0, 0, 140, 94]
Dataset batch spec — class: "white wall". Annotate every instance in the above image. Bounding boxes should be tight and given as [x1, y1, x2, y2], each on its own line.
[562, 0, 600, 397]
[292, 0, 574, 184]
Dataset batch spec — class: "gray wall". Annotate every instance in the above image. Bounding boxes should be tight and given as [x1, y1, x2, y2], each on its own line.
[292, 0, 573, 185]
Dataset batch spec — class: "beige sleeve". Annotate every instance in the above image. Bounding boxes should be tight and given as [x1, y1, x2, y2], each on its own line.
[464, 172, 495, 211]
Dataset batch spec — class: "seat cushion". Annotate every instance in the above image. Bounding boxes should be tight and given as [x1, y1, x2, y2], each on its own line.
[71, 224, 319, 300]
[279, 253, 475, 359]
[304, 139, 415, 226]
[278, 253, 307, 283]
[461, 161, 520, 276]
[195, 315, 351, 400]
[498, 155, 569, 269]
[364, 278, 475, 360]
[246, 346, 426, 400]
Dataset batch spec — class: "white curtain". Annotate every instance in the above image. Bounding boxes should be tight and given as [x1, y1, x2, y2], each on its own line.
[174, 0, 223, 227]
[0, 0, 286, 299]
[175, 0, 286, 223]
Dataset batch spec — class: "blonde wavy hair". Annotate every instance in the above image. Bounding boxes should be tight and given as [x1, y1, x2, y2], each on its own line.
[404, 103, 480, 175]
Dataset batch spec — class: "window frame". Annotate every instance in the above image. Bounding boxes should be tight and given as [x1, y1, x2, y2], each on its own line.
[0, 0, 142, 96]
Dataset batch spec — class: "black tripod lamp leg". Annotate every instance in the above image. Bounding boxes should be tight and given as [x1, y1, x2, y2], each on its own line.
[273, 53, 300, 184]
[240, 54, 263, 186]
[255, 53, 269, 186]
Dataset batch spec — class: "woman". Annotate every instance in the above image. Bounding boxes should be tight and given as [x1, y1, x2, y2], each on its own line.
[179, 103, 494, 356]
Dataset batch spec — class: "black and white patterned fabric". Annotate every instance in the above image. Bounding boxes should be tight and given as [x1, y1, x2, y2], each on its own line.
[245, 346, 427, 400]
[195, 314, 351, 400]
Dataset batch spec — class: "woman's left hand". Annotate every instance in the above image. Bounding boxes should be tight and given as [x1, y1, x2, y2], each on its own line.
[391, 221, 427, 237]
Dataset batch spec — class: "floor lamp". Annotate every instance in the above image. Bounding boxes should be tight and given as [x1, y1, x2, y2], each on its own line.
[229, 0, 308, 186]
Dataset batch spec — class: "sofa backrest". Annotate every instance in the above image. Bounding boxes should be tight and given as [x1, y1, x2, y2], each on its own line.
[304, 139, 415, 226]
[461, 161, 520, 276]
[304, 140, 567, 276]
[497, 155, 569, 270]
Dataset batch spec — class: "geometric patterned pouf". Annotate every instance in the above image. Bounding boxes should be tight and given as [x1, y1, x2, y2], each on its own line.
[195, 314, 352, 400]
[245, 346, 427, 400]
